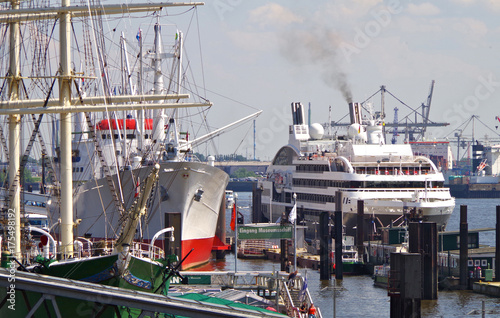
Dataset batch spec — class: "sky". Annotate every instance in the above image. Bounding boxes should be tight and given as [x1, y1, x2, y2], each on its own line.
[171, 0, 500, 161]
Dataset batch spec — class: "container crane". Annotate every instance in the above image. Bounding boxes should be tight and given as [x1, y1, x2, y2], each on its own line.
[420, 80, 435, 140]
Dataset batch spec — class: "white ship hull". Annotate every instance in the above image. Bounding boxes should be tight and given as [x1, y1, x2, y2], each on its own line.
[73, 161, 229, 269]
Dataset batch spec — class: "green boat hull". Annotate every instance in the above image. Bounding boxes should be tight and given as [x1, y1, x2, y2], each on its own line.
[0, 254, 172, 317]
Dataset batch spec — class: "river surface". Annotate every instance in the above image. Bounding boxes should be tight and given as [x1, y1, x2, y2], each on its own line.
[201, 195, 500, 317]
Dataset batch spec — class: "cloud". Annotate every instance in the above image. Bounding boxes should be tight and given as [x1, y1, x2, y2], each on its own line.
[407, 3, 440, 16]
[248, 3, 303, 28]
[451, 17, 488, 38]
[449, 0, 500, 11]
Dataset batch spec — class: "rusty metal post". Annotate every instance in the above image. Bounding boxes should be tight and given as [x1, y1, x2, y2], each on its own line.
[460, 205, 468, 288]
[319, 211, 331, 280]
[334, 191, 343, 280]
[357, 200, 364, 262]
[496, 206, 500, 281]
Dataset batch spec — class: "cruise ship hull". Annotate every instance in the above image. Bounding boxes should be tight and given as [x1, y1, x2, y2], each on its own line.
[261, 194, 454, 237]
[72, 161, 229, 269]
[260, 139, 455, 239]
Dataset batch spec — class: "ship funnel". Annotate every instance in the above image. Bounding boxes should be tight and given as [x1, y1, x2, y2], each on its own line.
[289, 102, 310, 143]
[349, 102, 362, 125]
[291, 102, 306, 125]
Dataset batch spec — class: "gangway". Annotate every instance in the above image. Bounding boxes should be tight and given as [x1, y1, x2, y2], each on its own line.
[176, 271, 322, 318]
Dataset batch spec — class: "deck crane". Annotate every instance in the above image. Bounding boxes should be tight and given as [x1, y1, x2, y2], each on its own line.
[420, 80, 435, 140]
[391, 107, 399, 144]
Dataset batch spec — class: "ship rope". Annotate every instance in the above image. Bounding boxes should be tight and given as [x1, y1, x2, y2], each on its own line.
[4, 74, 59, 213]
[73, 80, 125, 219]
[0, 119, 9, 161]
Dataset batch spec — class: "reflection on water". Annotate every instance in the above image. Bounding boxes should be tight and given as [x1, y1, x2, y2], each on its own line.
[203, 194, 500, 316]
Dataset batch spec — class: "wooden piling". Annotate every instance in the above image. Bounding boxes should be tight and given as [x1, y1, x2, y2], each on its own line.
[460, 205, 468, 288]
[319, 211, 331, 280]
[409, 222, 438, 299]
[335, 210, 343, 280]
[389, 253, 421, 318]
[496, 206, 500, 282]
[334, 191, 343, 280]
[356, 200, 364, 262]
[252, 183, 263, 223]
[215, 197, 227, 259]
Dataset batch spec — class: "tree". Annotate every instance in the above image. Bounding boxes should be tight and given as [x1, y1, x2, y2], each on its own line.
[230, 168, 258, 179]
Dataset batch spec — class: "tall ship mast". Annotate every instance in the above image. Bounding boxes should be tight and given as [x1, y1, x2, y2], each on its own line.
[0, 0, 258, 271]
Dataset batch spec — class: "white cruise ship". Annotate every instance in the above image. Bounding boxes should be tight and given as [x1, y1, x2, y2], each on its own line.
[260, 102, 455, 238]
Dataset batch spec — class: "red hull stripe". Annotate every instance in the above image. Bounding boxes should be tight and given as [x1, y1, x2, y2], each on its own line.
[181, 237, 215, 270]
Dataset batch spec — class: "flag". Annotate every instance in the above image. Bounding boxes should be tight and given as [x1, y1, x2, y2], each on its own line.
[288, 203, 297, 224]
[136, 29, 142, 42]
[230, 203, 236, 231]
[299, 274, 307, 302]
[134, 177, 140, 198]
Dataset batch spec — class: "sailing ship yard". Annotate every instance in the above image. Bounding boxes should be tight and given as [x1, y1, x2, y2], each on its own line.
[1, 1, 500, 318]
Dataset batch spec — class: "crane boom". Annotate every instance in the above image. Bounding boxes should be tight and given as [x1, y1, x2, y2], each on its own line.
[421, 80, 435, 139]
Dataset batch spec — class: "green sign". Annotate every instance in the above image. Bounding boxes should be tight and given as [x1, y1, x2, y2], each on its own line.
[170, 275, 211, 285]
[238, 225, 292, 239]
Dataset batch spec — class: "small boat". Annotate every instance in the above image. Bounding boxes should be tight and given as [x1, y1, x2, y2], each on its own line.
[373, 264, 391, 288]
[237, 239, 273, 259]
[226, 189, 235, 209]
[332, 236, 367, 275]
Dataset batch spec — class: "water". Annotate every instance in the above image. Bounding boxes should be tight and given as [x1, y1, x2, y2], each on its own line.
[209, 194, 500, 317]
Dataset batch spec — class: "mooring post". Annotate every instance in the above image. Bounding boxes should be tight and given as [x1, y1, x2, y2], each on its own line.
[215, 197, 226, 259]
[357, 200, 364, 263]
[422, 222, 438, 299]
[389, 253, 421, 318]
[496, 206, 500, 282]
[460, 205, 468, 288]
[252, 183, 263, 223]
[335, 191, 343, 280]
[319, 211, 331, 280]
[410, 222, 438, 299]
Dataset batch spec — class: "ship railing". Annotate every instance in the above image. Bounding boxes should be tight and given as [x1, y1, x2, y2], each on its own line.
[131, 242, 165, 259]
[350, 165, 435, 176]
[278, 277, 299, 317]
[278, 274, 322, 318]
[342, 188, 450, 193]
[72, 240, 165, 260]
[238, 239, 273, 256]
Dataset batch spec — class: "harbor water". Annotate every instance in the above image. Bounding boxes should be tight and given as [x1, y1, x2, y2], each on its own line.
[201, 194, 500, 317]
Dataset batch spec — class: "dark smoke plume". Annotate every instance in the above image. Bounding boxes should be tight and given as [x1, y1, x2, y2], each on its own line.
[280, 28, 352, 103]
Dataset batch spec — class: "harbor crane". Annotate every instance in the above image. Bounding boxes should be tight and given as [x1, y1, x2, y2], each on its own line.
[328, 81, 449, 143]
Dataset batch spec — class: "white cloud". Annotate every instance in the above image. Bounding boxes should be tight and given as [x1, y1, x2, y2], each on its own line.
[407, 3, 440, 16]
[451, 17, 488, 38]
[449, 0, 475, 5]
[248, 3, 303, 28]
[449, 0, 500, 11]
